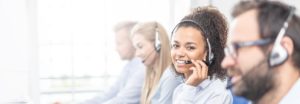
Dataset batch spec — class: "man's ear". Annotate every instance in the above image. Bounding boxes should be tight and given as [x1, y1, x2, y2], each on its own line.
[282, 36, 294, 56]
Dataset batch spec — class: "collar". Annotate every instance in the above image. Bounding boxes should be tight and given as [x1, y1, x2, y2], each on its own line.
[280, 78, 300, 103]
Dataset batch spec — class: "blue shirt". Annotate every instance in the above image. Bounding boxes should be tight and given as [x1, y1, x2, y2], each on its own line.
[232, 95, 250, 104]
[81, 58, 145, 104]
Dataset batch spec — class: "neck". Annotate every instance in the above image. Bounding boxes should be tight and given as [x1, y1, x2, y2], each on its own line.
[128, 53, 135, 60]
[257, 63, 300, 104]
[128, 57, 134, 61]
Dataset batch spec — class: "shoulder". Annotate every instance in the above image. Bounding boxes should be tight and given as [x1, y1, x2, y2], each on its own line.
[121, 58, 145, 79]
[127, 58, 145, 71]
[160, 68, 179, 82]
[158, 68, 181, 88]
[173, 83, 192, 93]
[208, 78, 231, 96]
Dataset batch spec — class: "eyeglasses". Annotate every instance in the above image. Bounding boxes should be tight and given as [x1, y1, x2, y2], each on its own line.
[224, 38, 272, 59]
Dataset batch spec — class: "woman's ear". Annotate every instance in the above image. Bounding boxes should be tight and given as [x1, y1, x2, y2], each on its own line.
[202, 50, 208, 61]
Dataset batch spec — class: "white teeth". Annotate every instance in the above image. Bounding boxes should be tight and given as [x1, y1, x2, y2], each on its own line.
[176, 60, 185, 64]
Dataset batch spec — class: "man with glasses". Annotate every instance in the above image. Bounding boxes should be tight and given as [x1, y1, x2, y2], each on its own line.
[222, 1, 300, 104]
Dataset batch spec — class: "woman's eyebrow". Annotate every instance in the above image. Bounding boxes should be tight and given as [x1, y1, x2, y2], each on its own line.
[185, 42, 197, 45]
[172, 40, 179, 44]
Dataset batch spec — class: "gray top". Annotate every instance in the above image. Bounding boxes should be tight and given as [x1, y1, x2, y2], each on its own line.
[81, 58, 145, 104]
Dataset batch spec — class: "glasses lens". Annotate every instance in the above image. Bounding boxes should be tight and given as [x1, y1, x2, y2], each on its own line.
[225, 44, 237, 59]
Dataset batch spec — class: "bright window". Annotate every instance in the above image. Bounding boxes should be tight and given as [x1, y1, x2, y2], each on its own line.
[37, 0, 173, 103]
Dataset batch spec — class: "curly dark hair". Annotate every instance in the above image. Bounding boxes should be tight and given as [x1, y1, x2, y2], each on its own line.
[172, 6, 228, 80]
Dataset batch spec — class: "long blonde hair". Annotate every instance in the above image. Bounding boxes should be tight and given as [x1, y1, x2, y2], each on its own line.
[131, 21, 171, 104]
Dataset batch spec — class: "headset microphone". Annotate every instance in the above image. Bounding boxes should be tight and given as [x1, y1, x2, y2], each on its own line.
[184, 60, 192, 64]
[226, 78, 234, 89]
[226, 58, 268, 89]
[142, 49, 156, 63]
[184, 60, 210, 66]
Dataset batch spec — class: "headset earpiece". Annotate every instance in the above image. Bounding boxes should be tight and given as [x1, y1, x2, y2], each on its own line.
[155, 28, 161, 52]
[269, 43, 288, 67]
[269, 7, 294, 67]
[206, 38, 214, 65]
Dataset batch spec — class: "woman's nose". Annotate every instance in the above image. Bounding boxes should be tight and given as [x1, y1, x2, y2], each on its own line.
[174, 48, 186, 58]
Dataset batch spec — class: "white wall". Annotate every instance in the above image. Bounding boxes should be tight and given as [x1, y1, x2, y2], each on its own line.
[0, 0, 299, 103]
[190, 0, 300, 21]
[0, 0, 37, 103]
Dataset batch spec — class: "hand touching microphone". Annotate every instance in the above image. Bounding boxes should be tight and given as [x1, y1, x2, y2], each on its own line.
[185, 60, 209, 86]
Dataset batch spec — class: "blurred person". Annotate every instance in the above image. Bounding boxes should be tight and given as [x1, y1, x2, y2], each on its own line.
[81, 21, 145, 104]
[130, 21, 180, 104]
[222, 1, 300, 104]
[170, 6, 232, 104]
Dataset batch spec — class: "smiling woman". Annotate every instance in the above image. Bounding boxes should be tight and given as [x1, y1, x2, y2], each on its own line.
[170, 6, 231, 104]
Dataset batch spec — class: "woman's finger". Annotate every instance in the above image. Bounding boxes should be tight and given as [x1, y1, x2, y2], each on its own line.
[198, 60, 208, 79]
[189, 67, 198, 78]
[191, 59, 202, 71]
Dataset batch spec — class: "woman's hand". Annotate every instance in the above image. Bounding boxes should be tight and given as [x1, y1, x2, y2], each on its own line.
[185, 60, 208, 86]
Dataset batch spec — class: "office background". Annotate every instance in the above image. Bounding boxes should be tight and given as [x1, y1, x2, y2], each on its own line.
[0, 0, 299, 103]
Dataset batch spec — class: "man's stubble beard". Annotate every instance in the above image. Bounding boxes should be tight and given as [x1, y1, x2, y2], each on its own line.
[235, 57, 275, 102]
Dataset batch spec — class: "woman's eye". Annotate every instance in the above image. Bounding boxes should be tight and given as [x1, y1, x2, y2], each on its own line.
[171, 44, 179, 49]
[187, 46, 195, 51]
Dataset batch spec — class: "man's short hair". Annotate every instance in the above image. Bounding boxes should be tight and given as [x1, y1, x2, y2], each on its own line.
[113, 21, 137, 33]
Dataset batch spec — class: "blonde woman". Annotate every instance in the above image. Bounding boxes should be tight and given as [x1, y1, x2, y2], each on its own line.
[131, 21, 180, 104]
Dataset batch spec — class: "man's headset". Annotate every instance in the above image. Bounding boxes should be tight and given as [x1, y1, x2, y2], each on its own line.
[171, 20, 214, 66]
[269, 7, 295, 67]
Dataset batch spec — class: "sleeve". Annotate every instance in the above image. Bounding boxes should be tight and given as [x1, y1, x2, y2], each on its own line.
[80, 71, 125, 104]
[156, 70, 181, 104]
[173, 84, 198, 104]
[81, 63, 145, 104]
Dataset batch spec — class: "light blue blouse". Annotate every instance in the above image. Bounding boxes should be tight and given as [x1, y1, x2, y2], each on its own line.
[173, 78, 232, 104]
[151, 68, 181, 104]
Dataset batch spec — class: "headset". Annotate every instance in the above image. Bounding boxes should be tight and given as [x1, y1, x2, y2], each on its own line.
[269, 7, 295, 67]
[142, 23, 161, 63]
[155, 27, 161, 52]
[171, 20, 214, 66]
